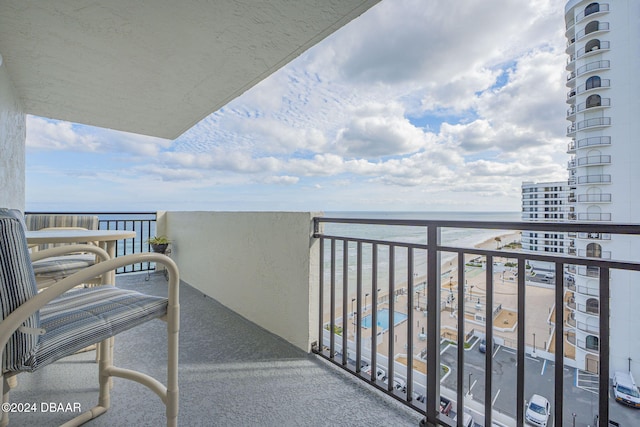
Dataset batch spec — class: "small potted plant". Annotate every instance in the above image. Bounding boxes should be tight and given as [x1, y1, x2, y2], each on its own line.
[147, 236, 170, 254]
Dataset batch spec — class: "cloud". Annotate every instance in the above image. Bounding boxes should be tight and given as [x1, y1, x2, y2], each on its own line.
[335, 102, 430, 158]
[25, 0, 571, 212]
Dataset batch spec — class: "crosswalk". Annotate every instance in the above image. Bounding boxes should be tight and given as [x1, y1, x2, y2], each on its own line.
[576, 369, 598, 394]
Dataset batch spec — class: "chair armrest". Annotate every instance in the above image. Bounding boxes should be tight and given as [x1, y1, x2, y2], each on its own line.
[30, 244, 110, 263]
[0, 252, 179, 354]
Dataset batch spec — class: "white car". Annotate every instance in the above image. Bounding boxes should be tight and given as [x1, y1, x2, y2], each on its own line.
[525, 394, 550, 426]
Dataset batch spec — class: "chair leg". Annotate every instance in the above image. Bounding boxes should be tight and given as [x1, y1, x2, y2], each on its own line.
[1, 374, 8, 427]
[97, 337, 112, 410]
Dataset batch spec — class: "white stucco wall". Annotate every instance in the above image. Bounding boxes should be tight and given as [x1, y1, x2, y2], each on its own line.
[0, 62, 26, 210]
[159, 211, 321, 352]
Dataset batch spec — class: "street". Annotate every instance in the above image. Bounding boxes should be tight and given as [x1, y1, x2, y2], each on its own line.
[439, 340, 638, 426]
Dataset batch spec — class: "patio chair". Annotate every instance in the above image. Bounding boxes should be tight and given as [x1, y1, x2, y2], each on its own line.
[25, 214, 101, 288]
[0, 211, 179, 426]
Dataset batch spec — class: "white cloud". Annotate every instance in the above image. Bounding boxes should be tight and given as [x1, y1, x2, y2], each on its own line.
[25, 0, 572, 212]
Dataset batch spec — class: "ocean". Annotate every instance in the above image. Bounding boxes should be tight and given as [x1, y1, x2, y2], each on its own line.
[319, 211, 521, 301]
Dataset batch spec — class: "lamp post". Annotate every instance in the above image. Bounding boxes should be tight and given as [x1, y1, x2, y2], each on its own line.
[351, 298, 356, 331]
[470, 285, 474, 301]
[532, 332, 537, 358]
[416, 291, 420, 310]
[364, 293, 369, 313]
[468, 372, 473, 398]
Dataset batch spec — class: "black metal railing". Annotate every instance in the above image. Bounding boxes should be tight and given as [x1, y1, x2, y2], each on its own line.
[312, 217, 640, 427]
[25, 211, 158, 274]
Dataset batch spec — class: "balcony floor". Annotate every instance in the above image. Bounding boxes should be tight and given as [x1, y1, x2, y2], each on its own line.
[8, 272, 422, 426]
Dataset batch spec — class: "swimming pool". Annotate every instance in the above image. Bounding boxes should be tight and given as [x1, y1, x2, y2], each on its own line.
[362, 308, 408, 331]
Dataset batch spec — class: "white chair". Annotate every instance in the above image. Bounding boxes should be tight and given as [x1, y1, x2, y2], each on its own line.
[25, 214, 102, 289]
[0, 210, 179, 426]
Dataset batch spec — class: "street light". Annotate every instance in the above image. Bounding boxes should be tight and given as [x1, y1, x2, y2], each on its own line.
[364, 293, 369, 313]
[533, 333, 537, 354]
[468, 372, 473, 397]
[416, 291, 420, 310]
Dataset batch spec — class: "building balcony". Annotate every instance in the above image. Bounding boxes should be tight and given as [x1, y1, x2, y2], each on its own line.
[576, 60, 610, 78]
[576, 79, 610, 95]
[576, 136, 611, 149]
[576, 41, 610, 60]
[577, 246, 611, 257]
[576, 174, 611, 185]
[13, 212, 640, 427]
[576, 154, 611, 167]
[577, 97, 611, 113]
[576, 22, 610, 42]
[575, 3, 609, 25]
[577, 193, 612, 203]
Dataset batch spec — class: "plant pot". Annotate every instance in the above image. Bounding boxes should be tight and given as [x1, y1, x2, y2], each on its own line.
[151, 243, 169, 254]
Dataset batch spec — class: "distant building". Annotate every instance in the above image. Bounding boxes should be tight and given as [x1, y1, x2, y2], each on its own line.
[521, 181, 575, 254]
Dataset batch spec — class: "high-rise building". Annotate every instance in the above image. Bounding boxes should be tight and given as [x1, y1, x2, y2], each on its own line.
[524, 1, 640, 378]
[564, 0, 640, 378]
[521, 181, 575, 254]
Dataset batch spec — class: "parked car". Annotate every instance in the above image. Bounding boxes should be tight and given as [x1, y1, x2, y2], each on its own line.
[612, 371, 640, 408]
[479, 339, 486, 353]
[525, 394, 550, 426]
[439, 396, 452, 416]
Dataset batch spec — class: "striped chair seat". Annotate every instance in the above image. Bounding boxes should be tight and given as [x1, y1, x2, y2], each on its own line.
[21, 286, 168, 372]
[31, 253, 96, 280]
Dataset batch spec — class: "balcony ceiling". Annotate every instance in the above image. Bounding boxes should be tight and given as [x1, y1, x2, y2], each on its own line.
[0, 0, 379, 140]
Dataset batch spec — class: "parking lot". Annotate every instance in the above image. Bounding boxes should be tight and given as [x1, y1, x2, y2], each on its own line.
[439, 341, 638, 426]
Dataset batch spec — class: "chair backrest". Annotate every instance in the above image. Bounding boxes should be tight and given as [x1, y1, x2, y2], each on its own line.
[0, 210, 40, 372]
[25, 214, 99, 250]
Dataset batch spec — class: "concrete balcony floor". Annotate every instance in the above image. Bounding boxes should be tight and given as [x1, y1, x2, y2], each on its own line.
[9, 273, 422, 426]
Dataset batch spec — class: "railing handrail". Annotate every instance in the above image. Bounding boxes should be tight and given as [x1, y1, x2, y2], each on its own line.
[25, 211, 158, 274]
[312, 217, 640, 427]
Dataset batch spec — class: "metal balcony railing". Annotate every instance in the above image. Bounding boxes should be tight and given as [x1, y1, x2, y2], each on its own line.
[25, 211, 158, 274]
[312, 217, 640, 427]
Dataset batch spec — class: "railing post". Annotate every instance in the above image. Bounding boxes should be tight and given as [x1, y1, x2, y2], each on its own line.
[425, 224, 441, 426]
[554, 262, 564, 427]
[485, 257, 494, 427]
[598, 267, 610, 427]
[517, 259, 526, 427]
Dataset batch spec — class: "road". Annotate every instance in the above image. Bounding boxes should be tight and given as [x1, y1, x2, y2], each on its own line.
[439, 341, 638, 426]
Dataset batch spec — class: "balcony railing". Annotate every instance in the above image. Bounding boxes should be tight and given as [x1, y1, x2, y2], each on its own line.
[312, 217, 640, 427]
[577, 174, 611, 185]
[576, 3, 610, 24]
[25, 211, 158, 274]
[576, 60, 610, 77]
[576, 136, 611, 149]
[576, 41, 610, 59]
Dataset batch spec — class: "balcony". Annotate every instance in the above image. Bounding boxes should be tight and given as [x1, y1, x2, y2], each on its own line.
[576, 136, 611, 149]
[576, 79, 610, 95]
[576, 22, 610, 42]
[577, 194, 612, 203]
[11, 213, 640, 427]
[576, 60, 610, 77]
[576, 41, 610, 60]
[575, 4, 610, 25]
[577, 174, 611, 185]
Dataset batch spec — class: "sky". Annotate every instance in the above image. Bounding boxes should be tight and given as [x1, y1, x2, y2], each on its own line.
[25, 0, 571, 213]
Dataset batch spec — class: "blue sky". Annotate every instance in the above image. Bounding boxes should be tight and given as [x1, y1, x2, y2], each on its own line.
[25, 0, 569, 212]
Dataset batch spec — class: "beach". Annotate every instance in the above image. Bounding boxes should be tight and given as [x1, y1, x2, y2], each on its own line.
[323, 228, 557, 364]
